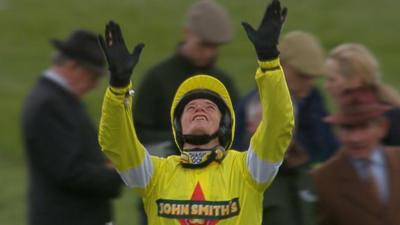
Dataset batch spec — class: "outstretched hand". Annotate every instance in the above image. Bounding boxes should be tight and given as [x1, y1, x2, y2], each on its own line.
[98, 21, 144, 87]
[242, 0, 287, 60]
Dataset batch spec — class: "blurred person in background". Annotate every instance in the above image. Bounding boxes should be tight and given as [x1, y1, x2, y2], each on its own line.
[312, 87, 400, 225]
[133, 0, 239, 155]
[262, 141, 317, 225]
[21, 30, 123, 225]
[325, 43, 400, 146]
[235, 31, 338, 164]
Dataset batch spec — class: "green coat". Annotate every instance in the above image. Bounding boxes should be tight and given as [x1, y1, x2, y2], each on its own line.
[133, 52, 238, 148]
[263, 165, 317, 225]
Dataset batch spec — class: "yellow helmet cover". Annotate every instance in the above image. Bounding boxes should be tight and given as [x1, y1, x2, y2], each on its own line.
[170, 75, 235, 151]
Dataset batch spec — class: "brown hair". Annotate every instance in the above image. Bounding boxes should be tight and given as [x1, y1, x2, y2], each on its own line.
[328, 43, 400, 107]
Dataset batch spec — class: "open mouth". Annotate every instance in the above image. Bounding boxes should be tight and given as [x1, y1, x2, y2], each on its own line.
[192, 114, 208, 121]
[348, 143, 368, 151]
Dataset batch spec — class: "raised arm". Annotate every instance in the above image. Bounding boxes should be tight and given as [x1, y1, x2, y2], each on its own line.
[242, 0, 294, 191]
[97, 21, 154, 192]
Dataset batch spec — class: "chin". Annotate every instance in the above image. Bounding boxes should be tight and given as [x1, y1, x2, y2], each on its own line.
[347, 148, 372, 160]
[187, 130, 210, 136]
[185, 126, 212, 136]
[193, 59, 214, 68]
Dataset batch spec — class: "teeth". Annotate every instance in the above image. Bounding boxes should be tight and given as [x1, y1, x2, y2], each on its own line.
[193, 115, 207, 121]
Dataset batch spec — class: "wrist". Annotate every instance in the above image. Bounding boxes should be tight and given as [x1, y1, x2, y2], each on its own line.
[258, 58, 281, 70]
[109, 82, 132, 95]
[255, 46, 279, 61]
[109, 74, 130, 87]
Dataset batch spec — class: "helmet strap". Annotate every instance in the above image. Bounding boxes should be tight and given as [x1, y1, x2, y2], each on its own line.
[182, 131, 219, 145]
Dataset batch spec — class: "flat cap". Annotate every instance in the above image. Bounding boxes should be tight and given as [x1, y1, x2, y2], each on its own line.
[186, 0, 233, 44]
[279, 31, 325, 77]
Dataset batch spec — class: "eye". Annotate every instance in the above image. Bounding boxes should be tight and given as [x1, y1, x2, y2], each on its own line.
[185, 106, 195, 112]
[206, 105, 216, 111]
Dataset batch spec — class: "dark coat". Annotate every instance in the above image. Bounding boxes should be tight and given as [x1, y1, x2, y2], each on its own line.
[232, 89, 259, 151]
[383, 107, 400, 146]
[233, 88, 338, 163]
[312, 147, 400, 225]
[133, 52, 239, 150]
[262, 165, 317, 225]
[294, 88, 338, 162]
[21, 77, 123, 225]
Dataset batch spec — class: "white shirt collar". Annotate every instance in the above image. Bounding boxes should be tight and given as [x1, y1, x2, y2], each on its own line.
[43, 69, 73, 93]
[370, 145, 385, 166]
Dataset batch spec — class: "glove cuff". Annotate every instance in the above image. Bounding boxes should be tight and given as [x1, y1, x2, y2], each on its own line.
[255, 47, 280, 61]
[258, 58, 281, 69]
[109, 82, 132, 95]
[110, 73, 130, 87]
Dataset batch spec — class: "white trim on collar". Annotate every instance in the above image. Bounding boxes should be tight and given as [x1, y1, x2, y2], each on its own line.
[43, 69, 73, 93]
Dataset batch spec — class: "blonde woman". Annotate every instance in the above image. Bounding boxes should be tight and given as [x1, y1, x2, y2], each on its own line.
[325, 43, 400, 146]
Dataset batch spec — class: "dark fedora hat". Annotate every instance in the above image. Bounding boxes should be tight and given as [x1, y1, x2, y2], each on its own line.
[50, 29, 105, 72]
[324, 85, 392, 125]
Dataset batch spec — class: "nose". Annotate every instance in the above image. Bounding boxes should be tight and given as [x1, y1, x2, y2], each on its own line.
[194, 105, 206, 113]
[347, 130, 362, 142]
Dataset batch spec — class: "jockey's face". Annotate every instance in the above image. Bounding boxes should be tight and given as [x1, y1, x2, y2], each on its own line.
[181, 98, 221, 136]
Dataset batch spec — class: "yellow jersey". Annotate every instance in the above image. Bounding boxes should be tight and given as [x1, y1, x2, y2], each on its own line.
[99, 58, 294, 224]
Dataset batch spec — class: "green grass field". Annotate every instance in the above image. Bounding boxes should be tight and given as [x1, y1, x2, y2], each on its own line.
[0, 0, 399, 224]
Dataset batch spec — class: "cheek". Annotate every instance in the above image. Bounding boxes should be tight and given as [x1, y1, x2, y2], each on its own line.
[195, 48, 208, 60]
[350, 128, 376, 143]
[87, 79, 98, 89]
[197, 47, 217, 60]
[336, 76, 347, 88]
[328, 76, 339, 87]
[371, 126, 387, 141]
[211, 114, 221, 130]
[86, 80, 97, 90]
[326, 76, 344, 96]
[347, 78, 364, 89]
[180, 115, 190, 133]
[185, 38, 197, 48]
[338, 131, 349, 143]
[294, 77, 307, 89]
[303, 79, 314, 89]
[324, 77, 334, 90]
[203, 47, 217, 57]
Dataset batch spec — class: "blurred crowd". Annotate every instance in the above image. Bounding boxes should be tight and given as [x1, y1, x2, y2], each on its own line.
[20, 0, 400, 225]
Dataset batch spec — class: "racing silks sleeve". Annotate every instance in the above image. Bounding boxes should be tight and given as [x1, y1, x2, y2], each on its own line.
[244, 58, 295, 192]
[98, 83, 160, 195]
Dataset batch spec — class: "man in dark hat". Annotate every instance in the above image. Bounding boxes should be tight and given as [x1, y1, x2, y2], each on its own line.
[312, 86, 400, 225]
[21, 29, 123, 225]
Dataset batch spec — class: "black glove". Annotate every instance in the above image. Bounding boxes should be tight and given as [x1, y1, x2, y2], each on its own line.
[98, 21, 145, 87]
[242, 0, 287, 60]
